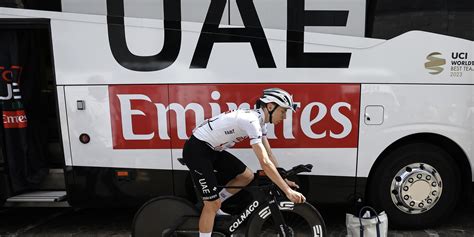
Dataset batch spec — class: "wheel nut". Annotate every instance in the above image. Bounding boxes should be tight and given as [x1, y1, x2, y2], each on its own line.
[432, 182, 437, 187]
[403, 186, 409, 191]
[417, 174, 422, 179]
[426, 175, 431, 180]
[432, 191, 437, 196]
[427, 199, 432, 204]
[410, 201, 415, 206]
[408, 178, 414, 183]
[418, 203, 424, 208]
[404, 195, 409, 200]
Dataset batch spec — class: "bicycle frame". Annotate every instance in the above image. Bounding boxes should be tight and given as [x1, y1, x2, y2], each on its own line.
[221, 179, 293, 236]
[167, 176, 295, 236]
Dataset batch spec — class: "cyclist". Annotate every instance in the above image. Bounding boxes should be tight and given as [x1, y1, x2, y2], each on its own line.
[182, 88, 306, 237]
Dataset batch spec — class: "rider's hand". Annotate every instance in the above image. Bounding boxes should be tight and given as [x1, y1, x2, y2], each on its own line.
[285, 178, 300, 189]
[285, 189, 306, 204]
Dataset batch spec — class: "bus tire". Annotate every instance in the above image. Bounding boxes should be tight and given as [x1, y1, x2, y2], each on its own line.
[246, 202, 326, 236]
[132, 196, 199, 237]
[368, 143, 461, 228]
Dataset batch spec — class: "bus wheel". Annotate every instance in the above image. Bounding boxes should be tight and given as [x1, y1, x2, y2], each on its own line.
[368, 143, 461, 228]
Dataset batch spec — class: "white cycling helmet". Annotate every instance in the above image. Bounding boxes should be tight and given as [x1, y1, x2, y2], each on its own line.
[259, 88, 297, 112]
[258, 88, 297, 123]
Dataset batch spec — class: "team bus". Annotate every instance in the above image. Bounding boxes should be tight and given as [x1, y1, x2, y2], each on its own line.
[0, 0, 472, 229]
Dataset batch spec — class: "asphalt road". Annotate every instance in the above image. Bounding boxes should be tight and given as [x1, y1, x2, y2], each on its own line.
[0, 204, 473, 236]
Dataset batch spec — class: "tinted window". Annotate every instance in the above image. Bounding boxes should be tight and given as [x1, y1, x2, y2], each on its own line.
[367, 0, 473, 40]
[0, 0, 61, 11]
[447, 0, 474, 40]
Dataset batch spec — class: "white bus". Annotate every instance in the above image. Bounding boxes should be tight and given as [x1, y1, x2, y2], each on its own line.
[0, 0, 472, 228]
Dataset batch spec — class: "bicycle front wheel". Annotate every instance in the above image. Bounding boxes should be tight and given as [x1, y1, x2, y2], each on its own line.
[246, 202, 326, 237]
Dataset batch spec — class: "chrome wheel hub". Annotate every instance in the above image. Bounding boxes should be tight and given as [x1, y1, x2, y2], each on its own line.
[390, 163, 442, 214]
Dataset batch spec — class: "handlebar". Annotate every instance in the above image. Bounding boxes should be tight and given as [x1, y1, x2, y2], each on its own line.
[222, 164, 314, 190]
[279, 164, 313, 179]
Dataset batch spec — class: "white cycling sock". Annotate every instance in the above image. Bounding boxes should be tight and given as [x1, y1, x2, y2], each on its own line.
[199, 232, 212, 237]
[216, 188, 234, 216]
[216, 208, 230, 216]
[219, 188, 233, 202]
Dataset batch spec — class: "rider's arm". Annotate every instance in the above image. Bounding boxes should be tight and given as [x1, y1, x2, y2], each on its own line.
[252, 142, 292, 194]
[252, 142, 305, 203]
[262, 136, 300, 189]
[262, 136, 279, 167]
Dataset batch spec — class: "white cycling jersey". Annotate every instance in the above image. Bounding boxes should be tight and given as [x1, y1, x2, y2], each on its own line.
[193, 108, 268, 151]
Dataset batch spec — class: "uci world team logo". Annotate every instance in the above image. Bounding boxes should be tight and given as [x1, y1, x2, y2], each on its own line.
[424, 52, 446, 75]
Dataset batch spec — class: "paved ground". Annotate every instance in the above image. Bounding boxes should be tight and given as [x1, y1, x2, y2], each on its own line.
[0, 204, 473, 236]
[319, 205, 474, 237]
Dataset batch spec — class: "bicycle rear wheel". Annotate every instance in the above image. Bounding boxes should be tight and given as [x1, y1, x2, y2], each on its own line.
[132, 196, 199, 237]
[246, 202, 326, 237]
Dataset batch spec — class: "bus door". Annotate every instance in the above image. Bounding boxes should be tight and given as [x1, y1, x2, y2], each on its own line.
[0, 18, 66, 204]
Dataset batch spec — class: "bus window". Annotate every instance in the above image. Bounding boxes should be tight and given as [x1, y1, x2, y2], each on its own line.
[447, 0, 474, 40]
[367, 0, 449, 39]
[0, 0, 61, 11]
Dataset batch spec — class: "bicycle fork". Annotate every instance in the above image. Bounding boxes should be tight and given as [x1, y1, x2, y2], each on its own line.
[268, 195, 293, 237]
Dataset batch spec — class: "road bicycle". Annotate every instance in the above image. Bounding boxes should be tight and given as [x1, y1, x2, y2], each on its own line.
[132, 160, 326, 236]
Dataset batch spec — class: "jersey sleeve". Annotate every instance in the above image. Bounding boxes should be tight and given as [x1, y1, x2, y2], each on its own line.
[262, 123, 268, 137]
[238, 114, 263, 145]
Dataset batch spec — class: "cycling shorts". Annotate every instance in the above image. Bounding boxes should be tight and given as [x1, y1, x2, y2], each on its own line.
[182, 135, 247, 201]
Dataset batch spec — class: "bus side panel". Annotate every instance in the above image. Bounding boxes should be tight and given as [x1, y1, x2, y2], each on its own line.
[358, 84, 474, 179]
[63, 85, 174, 206]
[65, 86, 173, 170]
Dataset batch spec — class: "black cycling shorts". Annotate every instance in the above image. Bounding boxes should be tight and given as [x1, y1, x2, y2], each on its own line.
[182, 135, 247, 201]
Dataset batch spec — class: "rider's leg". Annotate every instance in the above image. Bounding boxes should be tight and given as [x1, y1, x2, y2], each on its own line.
[216, 168, 254, 215]
[200, 198, 222, 234]
[222, 167, 254, 196]
[214, 151, 254, 201]
[182, 136, 222, 231]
